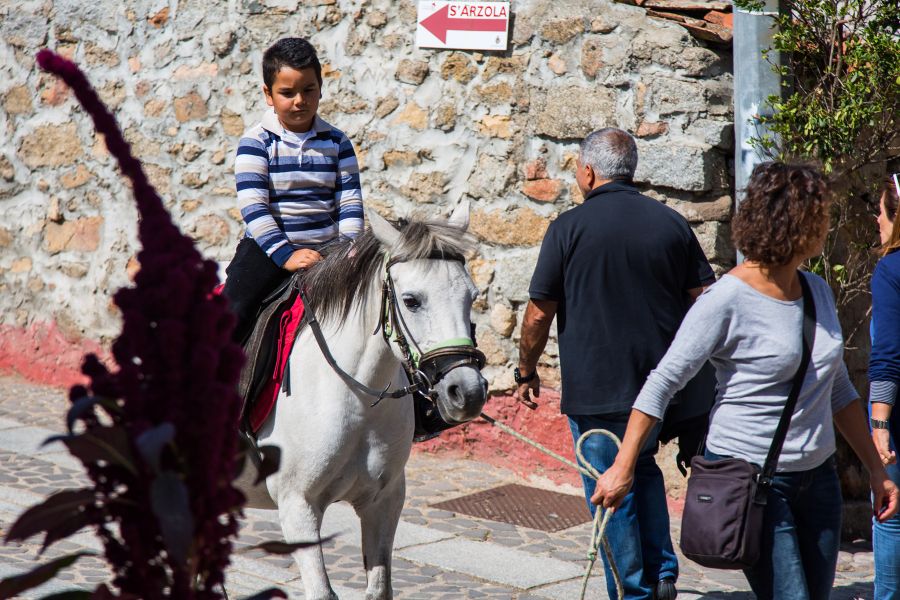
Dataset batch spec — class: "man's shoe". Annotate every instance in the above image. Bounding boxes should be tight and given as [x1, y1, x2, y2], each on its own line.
[655, 578, 677, 600]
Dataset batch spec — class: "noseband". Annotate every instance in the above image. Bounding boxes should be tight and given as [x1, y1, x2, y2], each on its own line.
[300, 250, 485, 406]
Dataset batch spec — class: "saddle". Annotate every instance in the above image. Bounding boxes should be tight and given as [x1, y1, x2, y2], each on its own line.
[237, 272, 305, 434]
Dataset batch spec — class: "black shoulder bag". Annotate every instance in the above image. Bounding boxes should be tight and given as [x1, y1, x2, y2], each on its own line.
[679, 273, 816, 570]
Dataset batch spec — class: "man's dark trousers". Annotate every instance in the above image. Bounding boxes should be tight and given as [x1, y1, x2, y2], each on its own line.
[569, 413, 678, 600]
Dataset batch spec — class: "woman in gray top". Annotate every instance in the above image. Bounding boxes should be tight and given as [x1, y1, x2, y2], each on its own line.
[593, 162, 899, 599]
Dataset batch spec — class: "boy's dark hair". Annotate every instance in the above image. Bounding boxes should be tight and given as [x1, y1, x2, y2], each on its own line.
[262, 38, 322, 89]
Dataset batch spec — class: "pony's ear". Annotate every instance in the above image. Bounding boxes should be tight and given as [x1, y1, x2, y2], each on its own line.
[368, 208, 402, 249]
[447, 200, 470, 231]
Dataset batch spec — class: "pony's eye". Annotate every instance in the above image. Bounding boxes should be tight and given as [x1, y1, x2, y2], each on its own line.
[402, 295, 421, 310]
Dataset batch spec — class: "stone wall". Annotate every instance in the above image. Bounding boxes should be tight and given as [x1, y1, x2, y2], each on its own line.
[0, 0, 734, 408]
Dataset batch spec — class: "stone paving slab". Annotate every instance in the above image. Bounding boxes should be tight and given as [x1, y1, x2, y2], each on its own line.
[397, 538, 585, 588]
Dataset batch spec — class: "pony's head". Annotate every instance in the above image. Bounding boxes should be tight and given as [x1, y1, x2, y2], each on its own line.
[367, 203, 489, 423]
[302, 203, 489, 423]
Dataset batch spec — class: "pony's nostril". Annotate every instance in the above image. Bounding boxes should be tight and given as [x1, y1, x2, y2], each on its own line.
[448, 384, 463, 405]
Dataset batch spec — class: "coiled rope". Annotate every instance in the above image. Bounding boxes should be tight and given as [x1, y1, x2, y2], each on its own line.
[479, 413, 624, 600]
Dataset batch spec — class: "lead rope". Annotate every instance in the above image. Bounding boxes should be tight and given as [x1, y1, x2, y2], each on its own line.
[479, 413, 624, 600]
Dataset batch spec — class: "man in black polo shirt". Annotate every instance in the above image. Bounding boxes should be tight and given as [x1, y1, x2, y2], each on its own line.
[515, 128, 714, 600]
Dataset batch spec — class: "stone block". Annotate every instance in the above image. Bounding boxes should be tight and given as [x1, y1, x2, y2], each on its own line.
[477, 329, 509, 365]
[43, 216, 103, 254]
[634, 141, 714, 192]
[10, 258, 32, 273]
[173, 91, 208, 122]
[148, 6, 169, 27]
[477, 115, 513, 139]
[470, 208, 550, 247]
[692, 220, 733, 265]
[490, 303, 516, 337]
[382, 150, 421, 168]
[19, 123, 82, 168]
[144, 98, 166, 118]
[668, 194, 733, 223]
[374, 95, 400, 118]
[530, 86, 615, 140]
[524, 158, 548, 180]
[580, 36, 603, 78]
[466, 154, 515, 201]
[392, 102, 428, 130]
[0, 157, 15, 182]
[395, 59, 429, 85]
[191, 214, 231, 247]
[636, 121, 669, 138]
[482, 53, 529, 80]
[475, 82, 514, 106]
[468, 257, 495, 290]
[440, 52, 477, 83]
[433, 104, 457, 131]
[522, 179, 562, 203]
[539, 17, 585, 44]
[686, 117, 734, 149]
[647, 76, 706, 116]
[548, 54, 567, 75]
[3, 85, 32, 115]
[401, 172, 444, 203]
[222, 109, 245, 136]
[60, 165, 92, 189]
[0, 228, 12, 248]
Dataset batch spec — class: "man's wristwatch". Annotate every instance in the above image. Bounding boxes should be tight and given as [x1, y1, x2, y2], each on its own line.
[871, 418, 890, 430]
[514, 367, 537, 384]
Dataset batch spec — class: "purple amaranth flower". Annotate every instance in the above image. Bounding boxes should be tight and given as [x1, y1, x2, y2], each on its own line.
[35, 49, 246, 598]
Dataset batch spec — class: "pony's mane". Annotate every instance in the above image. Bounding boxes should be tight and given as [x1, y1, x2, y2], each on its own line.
[302, 218, 474, 324]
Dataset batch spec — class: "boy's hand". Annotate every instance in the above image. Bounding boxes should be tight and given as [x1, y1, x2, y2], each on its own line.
[284, 249, 323, 272]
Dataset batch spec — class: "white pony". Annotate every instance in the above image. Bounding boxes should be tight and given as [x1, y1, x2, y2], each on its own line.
[238, 204, 489, 600]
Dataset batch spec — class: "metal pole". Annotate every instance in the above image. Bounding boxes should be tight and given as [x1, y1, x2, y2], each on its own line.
[733, 0, 782, 263]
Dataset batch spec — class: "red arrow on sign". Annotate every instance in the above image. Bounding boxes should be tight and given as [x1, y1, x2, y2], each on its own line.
[419, 5, 506, 44]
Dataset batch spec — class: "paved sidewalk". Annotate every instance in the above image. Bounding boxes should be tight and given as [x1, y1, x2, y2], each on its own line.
[0, 377, 876, 598]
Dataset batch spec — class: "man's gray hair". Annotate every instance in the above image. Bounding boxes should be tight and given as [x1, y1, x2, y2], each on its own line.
[579, 128, 638, 181]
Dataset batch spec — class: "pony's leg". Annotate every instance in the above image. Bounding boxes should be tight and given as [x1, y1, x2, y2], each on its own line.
[278, 495, 337, 600]
[356, 476, 405, 600]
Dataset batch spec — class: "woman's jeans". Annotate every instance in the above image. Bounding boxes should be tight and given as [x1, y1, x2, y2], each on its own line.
[705, 450, 842, 600]
[569, 414, 678, 600]
[869, 405, 900, 600]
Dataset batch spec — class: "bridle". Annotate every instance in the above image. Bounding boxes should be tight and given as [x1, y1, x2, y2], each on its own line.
[300, 250, 485, 409]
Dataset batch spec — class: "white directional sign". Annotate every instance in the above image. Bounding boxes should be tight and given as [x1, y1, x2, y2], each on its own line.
[416, 1, 510, 51]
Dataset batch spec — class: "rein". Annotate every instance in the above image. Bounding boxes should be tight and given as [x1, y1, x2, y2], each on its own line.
[301, 249, 485, 407]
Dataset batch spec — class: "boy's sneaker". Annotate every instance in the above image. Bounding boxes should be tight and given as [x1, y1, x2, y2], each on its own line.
[655, 578, 677, 600]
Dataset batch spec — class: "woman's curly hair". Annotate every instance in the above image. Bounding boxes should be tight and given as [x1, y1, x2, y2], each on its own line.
[732, 162, 830, 266]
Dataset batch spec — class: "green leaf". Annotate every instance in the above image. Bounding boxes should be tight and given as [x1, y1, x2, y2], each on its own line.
[254, 445, 281, 486]
[6, 489, 95, 551]
[239, 538, 333, 555]
[0, 552, 95, 600]
[150, 471, 194, 566]
[135, 423, 175, 473]
[238, 589, 288, 600]
[66, 396, 121, 434]
[39, 591, 94, 600]
[47, 427, 137, 476]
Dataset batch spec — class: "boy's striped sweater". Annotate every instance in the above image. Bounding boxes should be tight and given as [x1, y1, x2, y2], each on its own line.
[234, 110, 364, 266]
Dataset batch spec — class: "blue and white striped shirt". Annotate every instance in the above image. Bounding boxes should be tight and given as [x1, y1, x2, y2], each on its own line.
[235, 110, 364, 266]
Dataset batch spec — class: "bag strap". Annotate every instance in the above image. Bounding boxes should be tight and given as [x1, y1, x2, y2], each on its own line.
[758, 272, 817, 486]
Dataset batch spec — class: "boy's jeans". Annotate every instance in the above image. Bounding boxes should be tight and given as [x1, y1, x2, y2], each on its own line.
[705, 450, 842, 600]
[568, 414, 678, 600]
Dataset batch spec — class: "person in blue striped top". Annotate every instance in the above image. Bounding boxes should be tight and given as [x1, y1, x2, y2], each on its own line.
[222, 37, 364, 343]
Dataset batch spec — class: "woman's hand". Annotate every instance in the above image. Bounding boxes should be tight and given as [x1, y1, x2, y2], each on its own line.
[284, 249, 323, 272]
[591, 461, 634, 510]
[873, 428, 897, 466]
[872, 470, 900, 522]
